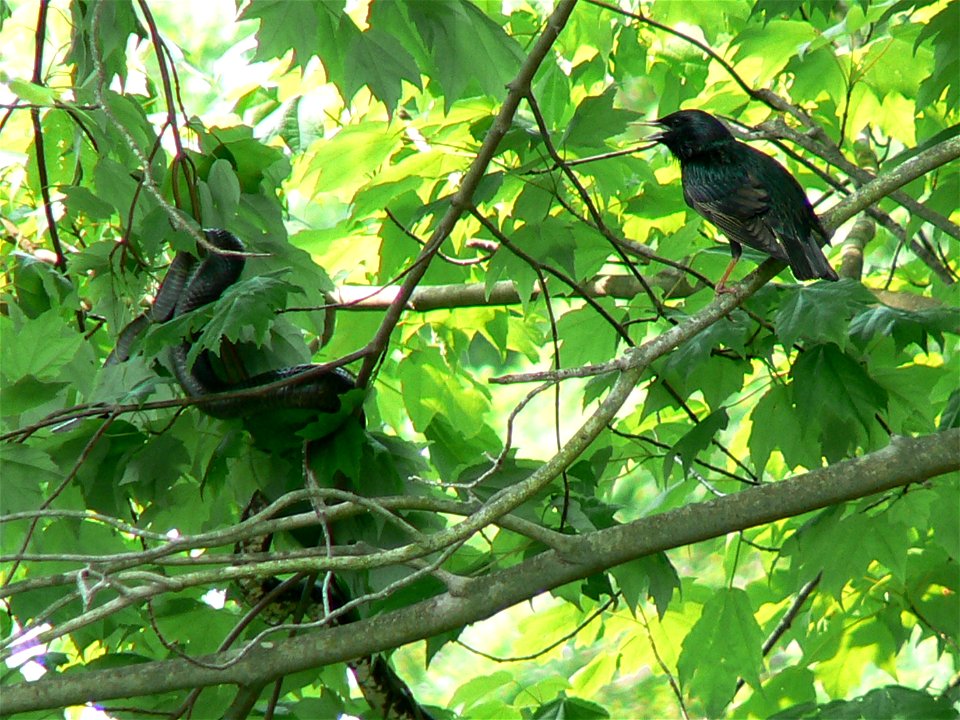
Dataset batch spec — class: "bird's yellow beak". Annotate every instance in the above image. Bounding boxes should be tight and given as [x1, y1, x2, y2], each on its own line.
[633, 119, 667, 145]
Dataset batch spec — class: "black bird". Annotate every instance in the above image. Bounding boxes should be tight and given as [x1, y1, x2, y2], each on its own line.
[645, 109, 838, 291]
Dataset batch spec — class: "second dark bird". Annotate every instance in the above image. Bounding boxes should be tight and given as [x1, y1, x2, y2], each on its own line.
[645, 109, 838, 291]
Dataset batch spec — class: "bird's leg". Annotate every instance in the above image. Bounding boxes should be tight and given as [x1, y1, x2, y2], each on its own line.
[715, 242, 742, 294]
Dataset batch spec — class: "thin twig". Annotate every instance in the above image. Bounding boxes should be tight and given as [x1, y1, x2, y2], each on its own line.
[458, 595, 617, 662]
[638, 604, 690, 720]
[733, 573, 822, 695]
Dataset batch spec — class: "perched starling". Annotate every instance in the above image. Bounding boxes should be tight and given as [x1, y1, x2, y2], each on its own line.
[645, 109, 838, 291]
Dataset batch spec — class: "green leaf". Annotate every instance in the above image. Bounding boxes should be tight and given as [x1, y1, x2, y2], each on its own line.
[351, 177, 424, 222]
[187, 273, 299, 366]
[537, 216, 579, 279]
[285, 696, 346, 720]
[277, 96, 302, 153]
[397, 347, 492, 436]
[300, 122, 397, 196]
[791, 507, 873, 598]
[0, 310, 83, 382]
[449, 670, 516, 712]
[205, 158, 241, 223]
[786, 46, 848, 106]
[94, 156, 140, 219]
[345, 27, 422, 113]
[861, 514, 913, 583]
[732, 20, 818, 83]
[1, 376, 70, 415]
[62, 185, 117, 221]
[119, 434, 190, 490]
[511, 179, 557, 227]
[738, 666, 817, 719]
[610, 552, 680, 619]
[407, 0, 524, 110]
[774, 280, 874, 349]
[643, 552, 682, 619]
[663, 310, 753, 376]
[7, 78, 60, 106]
[466, 700, 522, 719]
[790, 343, 888, 461]
[102, 91, 155, 165]
[427, 415, 503, 482]
[531, 694, 610, 720]
[663, 409, 728, 482]
[240, 0, 329, 68]
[65, 0, 146, 84]
[562, 86, 637, 149]
[941, 390, 960, 431]
[82, 652, 153, 670]
[200, 131, 291, 194]
[609, 557, 648, 614]
[849, 304, 959, 352]
[750, 380, 827, 472]
[0, 444, 57, 513]
[677, 588, 764, 715]
[532, 59, 575, 132]
[555, 305, 625, 368]
[914, 3, 960, 109]
[424, 625, 462, 667]
[304, 414, 366, 483]
[872, 363, 949, 434]
[10, 253, 74, 318]
[922, 478, 959, 565]
[772, 685, 960, 719]
[698, 356, 750, 411]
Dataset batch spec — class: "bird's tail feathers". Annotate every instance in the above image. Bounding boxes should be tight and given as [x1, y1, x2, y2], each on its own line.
[782, 234, 839, 281]
[812, 215, 832, 245]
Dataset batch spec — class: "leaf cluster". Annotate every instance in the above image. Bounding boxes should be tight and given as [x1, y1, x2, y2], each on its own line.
[0, 1, 957, 718]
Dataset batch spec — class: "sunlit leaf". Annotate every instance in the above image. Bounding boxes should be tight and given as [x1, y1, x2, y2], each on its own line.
[531, 694, 610, 720]
[678, 588, 764, 715]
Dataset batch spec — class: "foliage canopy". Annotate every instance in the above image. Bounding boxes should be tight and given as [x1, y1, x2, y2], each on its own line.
[1, 0, 958, 718]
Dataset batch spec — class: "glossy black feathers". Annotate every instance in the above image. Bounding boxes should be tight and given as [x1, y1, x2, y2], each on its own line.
[649, 110, 838, 283]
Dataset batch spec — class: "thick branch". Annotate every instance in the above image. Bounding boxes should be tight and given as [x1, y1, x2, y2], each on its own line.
[820, 133, 960, 233]
[6, 118, 949, 642]
[331, 275, 656, 311]
[6, 430, 956, 714]
[764, 119, 960, 242]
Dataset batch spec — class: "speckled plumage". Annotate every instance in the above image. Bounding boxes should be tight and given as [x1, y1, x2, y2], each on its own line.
[649, 110, 838, 287]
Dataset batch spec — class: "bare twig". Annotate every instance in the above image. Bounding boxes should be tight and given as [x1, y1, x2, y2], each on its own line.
[458, 595, 617, 662]
[639, 604, 690, 720]
[733, 573, 822, 695]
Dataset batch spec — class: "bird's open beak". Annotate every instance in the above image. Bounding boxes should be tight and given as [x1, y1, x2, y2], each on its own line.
[635, 119, 667, 145]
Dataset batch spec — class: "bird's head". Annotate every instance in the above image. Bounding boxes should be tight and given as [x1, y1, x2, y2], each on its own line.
[642, 109, 733, 161]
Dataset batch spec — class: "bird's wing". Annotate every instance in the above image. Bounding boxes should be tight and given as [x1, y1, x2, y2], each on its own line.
[683, 169, 790, 262]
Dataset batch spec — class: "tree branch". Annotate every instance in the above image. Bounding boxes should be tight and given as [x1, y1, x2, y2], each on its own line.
[819, 133, 960, 236]
[5, 132, 948, 654]
[356, 0, 579, 386]
[5, 430, 956, 714]
[761, 118, 960, 242]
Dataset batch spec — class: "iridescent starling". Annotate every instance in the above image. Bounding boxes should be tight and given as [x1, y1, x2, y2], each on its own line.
[646, 110, 838, 291]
